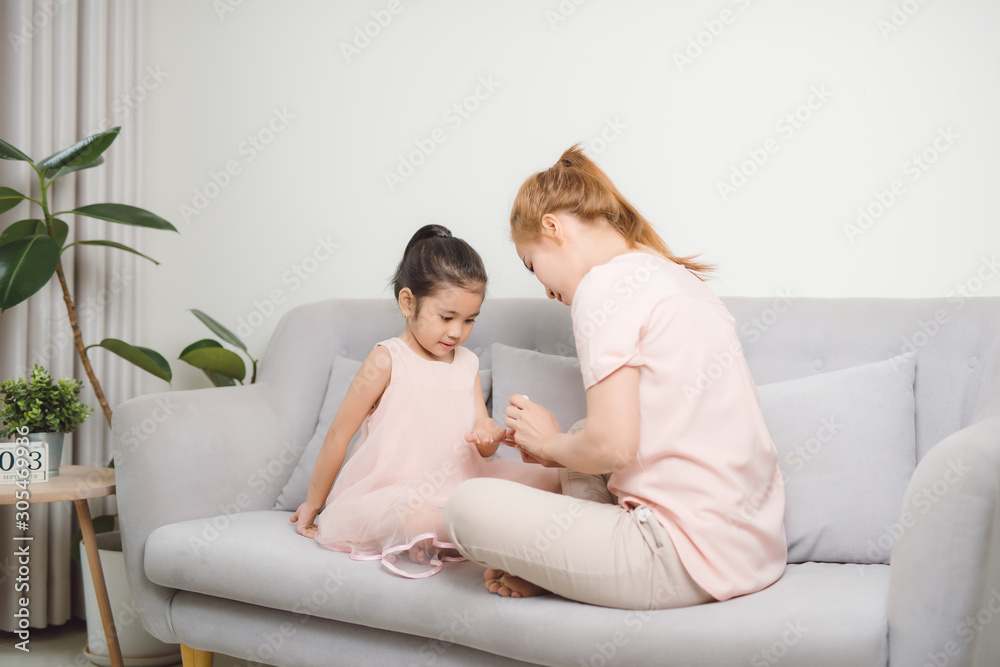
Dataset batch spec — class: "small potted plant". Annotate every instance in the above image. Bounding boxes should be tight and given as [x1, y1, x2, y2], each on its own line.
[0, 364, 92, 477]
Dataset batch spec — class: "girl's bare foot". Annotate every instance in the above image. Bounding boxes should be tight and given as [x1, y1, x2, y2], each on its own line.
[407, 543, 429, 565]
[483, 568, 548, 598]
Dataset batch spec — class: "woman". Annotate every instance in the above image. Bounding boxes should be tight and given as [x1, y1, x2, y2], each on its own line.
[443, 145, 787, 610]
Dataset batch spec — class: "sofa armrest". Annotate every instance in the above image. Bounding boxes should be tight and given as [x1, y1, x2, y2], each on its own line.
[888, 414, 1000, 667]
[112, 382, 305, 643]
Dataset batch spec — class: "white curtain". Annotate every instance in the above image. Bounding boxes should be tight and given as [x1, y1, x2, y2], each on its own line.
[0, 0, 144, 629]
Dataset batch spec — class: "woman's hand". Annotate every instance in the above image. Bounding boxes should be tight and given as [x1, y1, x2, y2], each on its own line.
[504, 394, 563, 466]
[465, 418, 510, 457]
[290, 501, 320, 538]
[511, 444, 563, 468]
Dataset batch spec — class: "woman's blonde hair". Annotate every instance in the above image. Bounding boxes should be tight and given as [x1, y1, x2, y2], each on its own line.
[510, 144, 714, 280]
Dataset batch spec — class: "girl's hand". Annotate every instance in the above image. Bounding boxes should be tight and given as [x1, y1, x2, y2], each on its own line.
[464, 418, 509, 446]
[290, 501, 320, 539]
[465, 418, 510, 457]
[504, 394, 563, 466]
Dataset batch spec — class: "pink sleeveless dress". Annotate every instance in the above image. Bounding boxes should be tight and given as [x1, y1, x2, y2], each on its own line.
[315, 337, 559, 578]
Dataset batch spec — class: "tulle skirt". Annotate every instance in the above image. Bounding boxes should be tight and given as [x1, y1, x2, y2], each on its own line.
[316, 454, 559, 577]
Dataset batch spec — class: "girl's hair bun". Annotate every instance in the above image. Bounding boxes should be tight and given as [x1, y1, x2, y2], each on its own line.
[402, 224, 452, 260]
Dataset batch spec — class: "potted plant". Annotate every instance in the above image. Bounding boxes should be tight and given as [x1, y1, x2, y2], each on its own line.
[1, 127, 178, 430]
[0, 129, 262, 664]
[0, 364, 92, 476]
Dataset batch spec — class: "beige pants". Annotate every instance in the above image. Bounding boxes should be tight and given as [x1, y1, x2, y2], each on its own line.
[443, 469, 714, 610]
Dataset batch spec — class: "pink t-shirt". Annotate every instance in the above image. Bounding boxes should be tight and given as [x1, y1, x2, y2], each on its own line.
[572, 252, 787, 601]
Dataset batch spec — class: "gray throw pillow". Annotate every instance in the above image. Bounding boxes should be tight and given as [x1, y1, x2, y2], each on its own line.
[490, 343, 587, 459]
[273, 356, 364, 511]
[758, 353, 917, 564]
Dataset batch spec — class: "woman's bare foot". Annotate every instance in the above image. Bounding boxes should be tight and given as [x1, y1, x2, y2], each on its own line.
[483, 568, 549, 598]
[484, 568, 505, 592]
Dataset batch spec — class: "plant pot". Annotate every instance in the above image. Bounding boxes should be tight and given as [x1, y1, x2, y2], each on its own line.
[30, 431, 64, 477]
[79, 531, 181, 667]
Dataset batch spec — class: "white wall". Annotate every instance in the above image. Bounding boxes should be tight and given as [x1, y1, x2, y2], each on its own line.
[139, 0, 1000, 392]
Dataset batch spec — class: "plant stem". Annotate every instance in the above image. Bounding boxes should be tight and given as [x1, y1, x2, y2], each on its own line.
[39, 172, 114, 428]
[53, 262, 113, 427]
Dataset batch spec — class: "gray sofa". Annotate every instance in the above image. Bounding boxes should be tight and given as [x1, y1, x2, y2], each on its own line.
[113, 297, 1000, 667]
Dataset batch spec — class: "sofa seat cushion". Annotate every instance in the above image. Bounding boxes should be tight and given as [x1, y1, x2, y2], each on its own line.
[146, 511, 890, 666]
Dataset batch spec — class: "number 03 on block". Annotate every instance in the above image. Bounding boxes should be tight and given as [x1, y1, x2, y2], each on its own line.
[0, 442, 49, 483]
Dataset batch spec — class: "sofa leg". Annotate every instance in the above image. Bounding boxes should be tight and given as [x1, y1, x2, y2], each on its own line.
[181, 644, 214, 667]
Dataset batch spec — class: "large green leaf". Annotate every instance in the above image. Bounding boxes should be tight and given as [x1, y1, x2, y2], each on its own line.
[63, 239, 159, 265]
[48, 155, 105, 181]
[51, 218, 70, 247]
[180, 346, 246, 383]
[37, 127, 120, 176]
[179, 338, 223, 357]
[72, 203, 177, 232]
[180, 340, 238, 386]
[0, 138, 32, 163]
[89, 339, 172, 383]
[0, 219, 69, 248]
[0, 235, 59, 311]
[0, 187, 27, 216]
[204, 371, 237, 387]
[190, 309, 248, 353]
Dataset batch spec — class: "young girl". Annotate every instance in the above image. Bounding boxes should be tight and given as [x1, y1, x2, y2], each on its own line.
[291, 224, 558, 578]
[444, 146, 788, 609]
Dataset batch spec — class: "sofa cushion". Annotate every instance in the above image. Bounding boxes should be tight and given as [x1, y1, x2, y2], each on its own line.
[759, 353, 917, 564]
[274, 353, 495, 511]
[146, 511, 890, 666]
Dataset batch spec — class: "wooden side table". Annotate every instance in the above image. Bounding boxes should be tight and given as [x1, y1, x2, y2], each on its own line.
[0, 465, 123, 667]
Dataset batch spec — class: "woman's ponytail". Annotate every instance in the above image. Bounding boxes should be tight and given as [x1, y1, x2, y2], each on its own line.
[511, 145, 714, 280]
